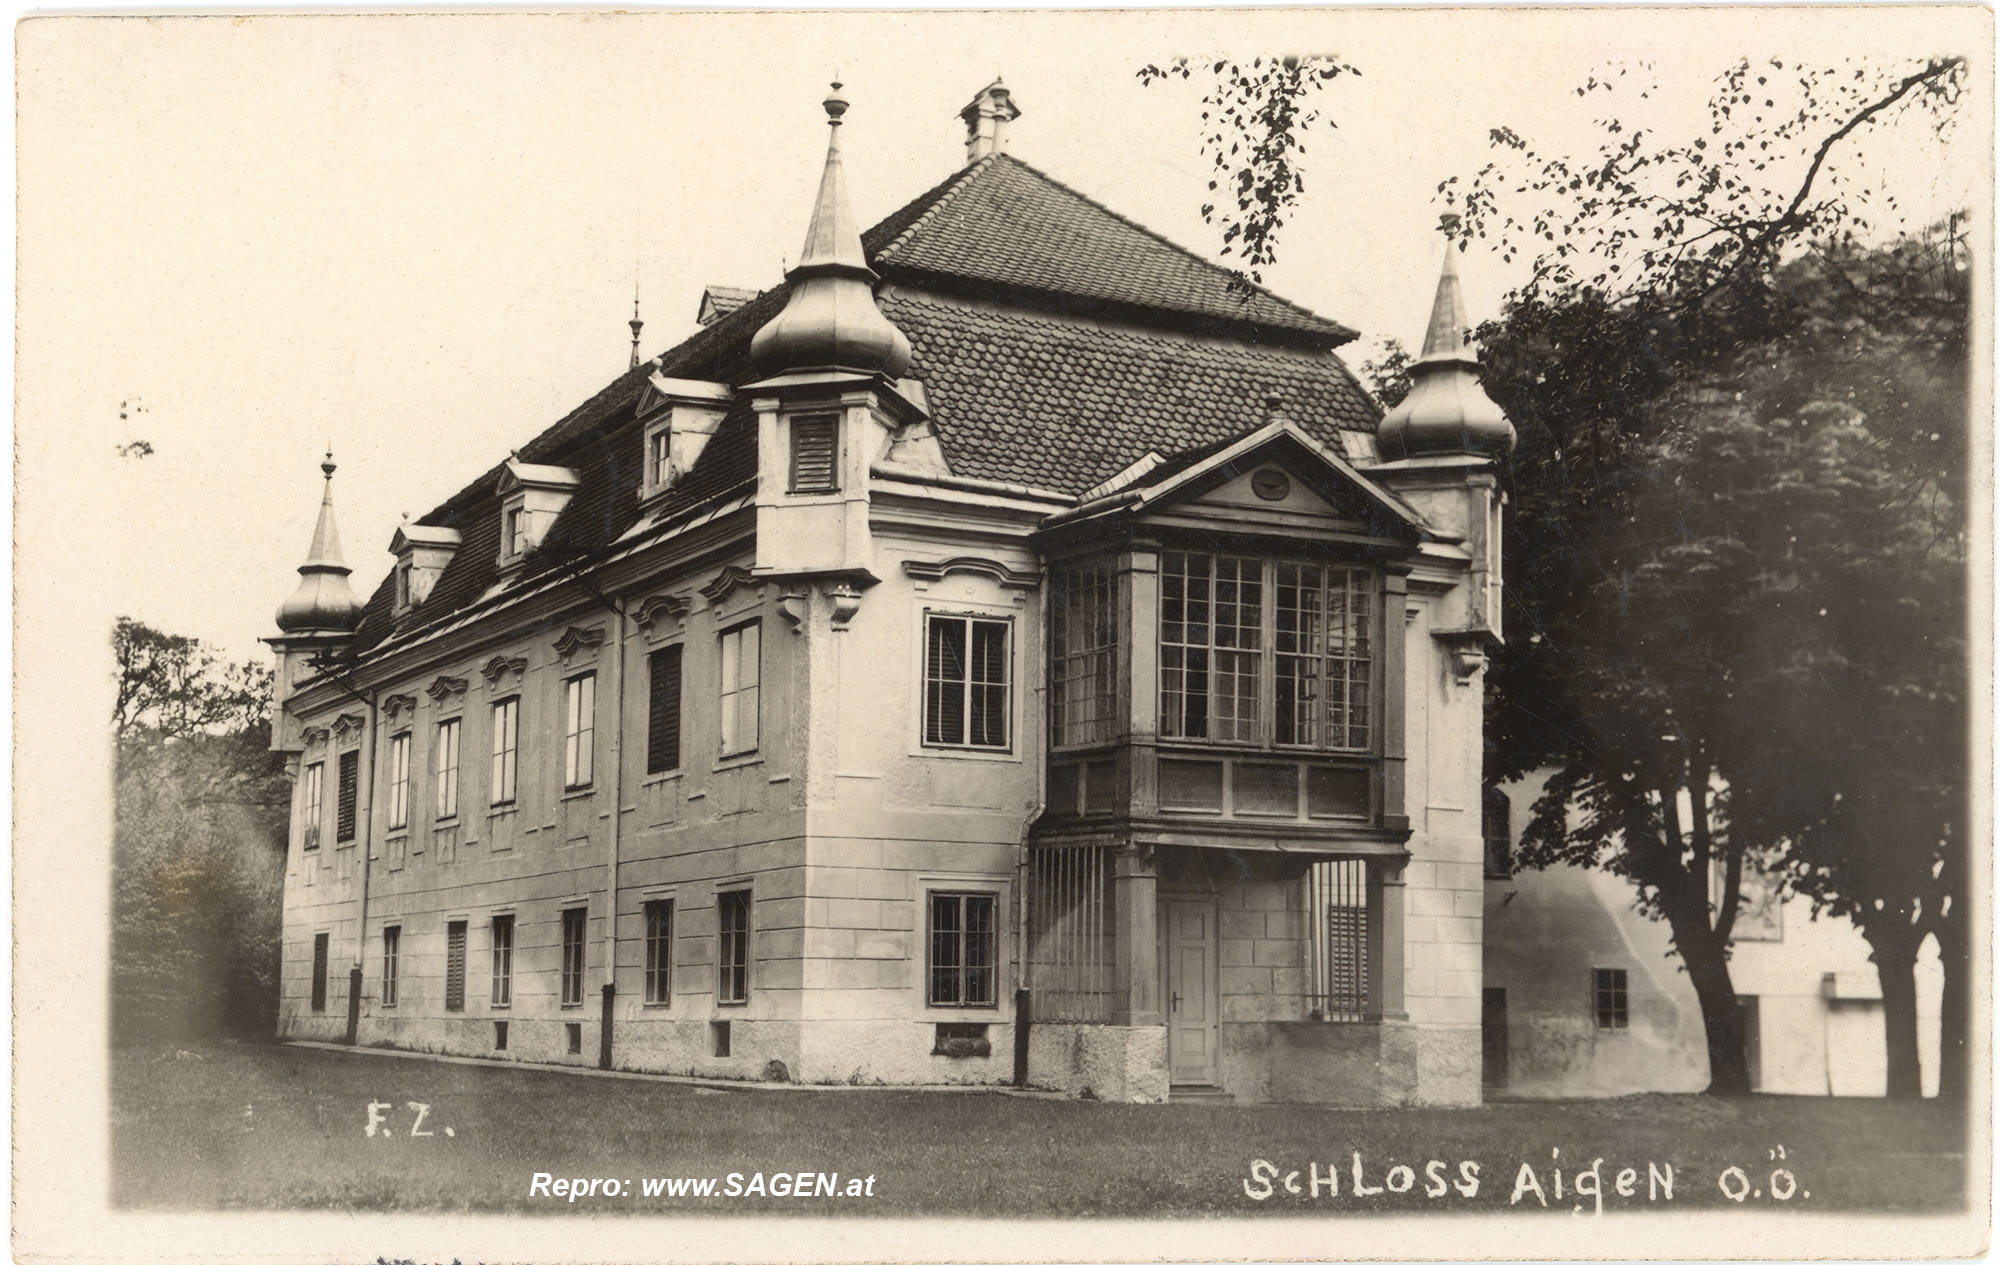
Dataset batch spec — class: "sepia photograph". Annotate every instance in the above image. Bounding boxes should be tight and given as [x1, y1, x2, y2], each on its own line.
[11, 6, 1991, 1262]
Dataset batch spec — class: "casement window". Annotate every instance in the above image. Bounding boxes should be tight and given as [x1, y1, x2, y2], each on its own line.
[1160, 551, 1376, 752]
[643, 899, 674, 1005]
[386, 733, 411, 830]
[563, 673, 595, 790]
[650, 428, 674, 490]
[310, 932, 329, 1012]
[718, 622, 761, 758]
[647, 646, 683, 774]
[381, 925, 400, 1007]
[300, 762, 324, 852]
[1050, 559, 1119, 747]
[788, 414, 839, 493]
[490, 915, 514, 1007]
[505, 507, 527, 558]
[717, 889, 750, 1005]
[433, 718, 461, 820]
[928, 892, 998, 1008]
[923, 615, 1010, 749]
[1594, 968, 1629, 1030]
[444, 921, 467, 1012]
[394, 562, 412, 610]
[490, 697, 519, 806]
[560, 907, 587, 1007]
[336, 749, 360, 842]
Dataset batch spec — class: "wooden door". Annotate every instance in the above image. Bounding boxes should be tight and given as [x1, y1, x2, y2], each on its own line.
[1164, 898, 1220, 1087]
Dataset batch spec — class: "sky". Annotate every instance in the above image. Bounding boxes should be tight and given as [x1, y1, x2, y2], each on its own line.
[15, 7, 1986, 667]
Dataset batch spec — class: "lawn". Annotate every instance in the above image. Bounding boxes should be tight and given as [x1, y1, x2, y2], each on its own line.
[110, 1042, 1968, 1216]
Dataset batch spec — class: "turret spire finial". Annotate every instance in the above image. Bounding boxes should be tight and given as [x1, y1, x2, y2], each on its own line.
[629, 280, 644, 370]
[276, 450, 364, 634]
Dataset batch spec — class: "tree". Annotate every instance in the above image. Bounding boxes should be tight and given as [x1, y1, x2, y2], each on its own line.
[113, 619, 287, 1045]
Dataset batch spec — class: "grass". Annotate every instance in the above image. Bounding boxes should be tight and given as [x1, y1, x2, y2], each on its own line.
[111, 1042, 1968, 1216]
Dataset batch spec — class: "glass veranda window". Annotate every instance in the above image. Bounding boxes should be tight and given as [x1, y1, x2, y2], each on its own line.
[1159, 552, 1262, 743]
[1050, 560, 1119, 747]
[1274, 564, 1374, 751]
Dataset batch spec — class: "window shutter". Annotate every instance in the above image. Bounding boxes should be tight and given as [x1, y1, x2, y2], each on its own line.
[789, 416, 838, 492]
[648, 645, 683, 774]
[445, 921, 467, 1011]
[310, 933, 329, 1011]
[336, 750, 359, 842]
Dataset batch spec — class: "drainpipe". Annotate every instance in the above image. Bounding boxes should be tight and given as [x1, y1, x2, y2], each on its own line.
[348, 686, 380, 1046]
[600, 598, 628, 1069]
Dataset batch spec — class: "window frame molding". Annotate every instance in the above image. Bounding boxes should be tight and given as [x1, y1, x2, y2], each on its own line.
[715, 885, 753, 1007]
[380, 924, 401, 1008]
[641, 895, 676, 1008]
[488, 695, 521, 808]
[715, 619, 763, 763]
[300, 760, 325, 853]
[490, 913, 516, 1009]
[559, 904, 589, 1009]
[561, 671, 597, 792]
[924, 889, 1003, 1011]
[911, 873, 1011, 1015]
[917, 608, 1017, 756]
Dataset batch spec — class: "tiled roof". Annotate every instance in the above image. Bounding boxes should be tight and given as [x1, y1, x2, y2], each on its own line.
[882, 292, 1377, 495]
[868, 155, 1355, 346]
[343, 157, 1380, 653]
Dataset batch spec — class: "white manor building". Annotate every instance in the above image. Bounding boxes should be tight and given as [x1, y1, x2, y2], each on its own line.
[266, 81, 1514, 1104]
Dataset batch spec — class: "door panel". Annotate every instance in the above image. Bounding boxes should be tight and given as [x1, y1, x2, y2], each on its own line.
[1165, 899, 1220, 1086]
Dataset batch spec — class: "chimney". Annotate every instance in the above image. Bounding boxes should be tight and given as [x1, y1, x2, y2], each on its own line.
[959, 79, 1021, 165]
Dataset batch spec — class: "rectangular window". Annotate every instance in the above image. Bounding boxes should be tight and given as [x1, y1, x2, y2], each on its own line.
[506, 507, 527, 556]
[1594, 968, 1629, 1030]
[563, 673, 595, 790]
[336, 749, 359, 842]
[788, 414, 839, 492]
[1483, 787, 1513, 878]
[1274, 563, 1373, 751]
[444, 920, 467, 1012]
[924, 615, 1010, 749]
[1050, 559, 1119, 747]
[490, 915, 515, 1007]
[1159, 551, 1262, 743]
[301, 761, 324, 852]
[718, 622, 761, 758]
[381, 925, 400, 1007]
[1306, 859, 1373, 1022]
[386, 733, 411, 830]
[561, 907, 587, 1007]
[394, 563, 411, 609]
[928, 892, 998, 1007]
[717, 889, 750, 1005]
[647, 646, 683, 774]
[310, 932, 329, 1012]
[490, 697, 519, 806]
[433, 718, 461, 820]
[650, 428, 674, 489]
[644, 899, 674, 1005]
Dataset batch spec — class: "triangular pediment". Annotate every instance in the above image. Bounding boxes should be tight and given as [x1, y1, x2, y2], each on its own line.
[1093, 421, 1429, 546]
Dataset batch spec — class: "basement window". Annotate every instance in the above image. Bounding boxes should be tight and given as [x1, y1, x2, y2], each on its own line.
[932, 1023, 991, 1059]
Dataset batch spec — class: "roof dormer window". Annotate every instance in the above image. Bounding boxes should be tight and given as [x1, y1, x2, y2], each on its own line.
[388, 522, 462, 619]
[637, 375, 731, 503]
[495, 459, 579, 570]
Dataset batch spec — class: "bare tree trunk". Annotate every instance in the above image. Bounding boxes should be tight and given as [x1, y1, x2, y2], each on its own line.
[1668, 909, 1750, 1096]
[1866, 924, 1924, 1100]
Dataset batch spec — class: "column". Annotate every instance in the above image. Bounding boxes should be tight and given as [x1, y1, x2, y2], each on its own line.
[1369, 858, 1408, 1022]
[1112, 845, 1161, 1025]
[1379, 570, 1410, 833]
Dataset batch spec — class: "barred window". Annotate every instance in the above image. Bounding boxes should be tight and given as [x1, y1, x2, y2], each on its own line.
[717, 890, 750, 1005]
[561, 907, 587, 1007]
[490, 915, 514, 1007]
[924, 615, 1010, 749]
[644, 900, 674, 1005]
[928, 892, 998, 1007]
[1160, 551, 1262, 743]
[563, 673, 595, 790]
[386, 733, 411, 830]
[381, 925, 400, 1007]
[1274, 563, 1373, 751]
[1050, 559, 1118, 747]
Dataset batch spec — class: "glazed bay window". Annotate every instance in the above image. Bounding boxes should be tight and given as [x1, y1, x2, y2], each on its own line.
[300, 761, 324, 851]
[718, 622, 760, 758]
[1160, 551, 1376, 752]
[563, 672, 595, 790]
[433, 718, 460, 820]
[386, 733, 411, 830]
[1050, 559, 1119, 747]
[924, 615, 1009, 749]
[928, 892, 998, 1007]
[490, 697, 519, 806]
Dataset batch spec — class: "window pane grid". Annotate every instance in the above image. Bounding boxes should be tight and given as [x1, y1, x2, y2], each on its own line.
[1594, 968, 1629, 1030]
[387, 734, 411, 830]
[490, 698, 518, 805]
[1159, 552, 1261, 742]
[561, 907, 587, 1006]
[434, 719, 460, 820]
[923, 616, 1011, 749]
[928, 893, 998, 1007]
[491, 915, 514, 1006]
[1051, 560, 1118, 747]
[719, 623, 760, 757]
[381, 926, 399, 1007]
[717, 890, 750, 1005]
[564, 673, 595, 789]
[644, 900, 674, 1005]
[301, 762, 323, 851]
